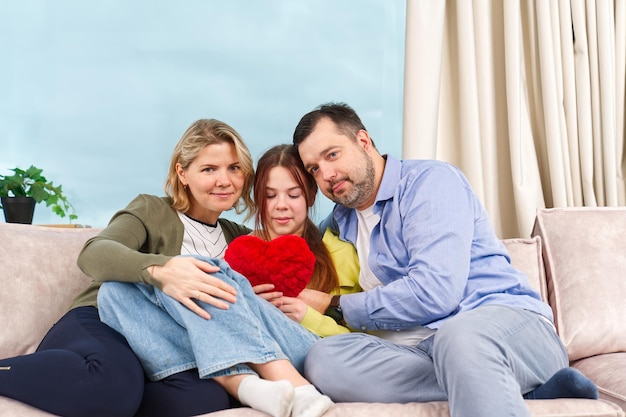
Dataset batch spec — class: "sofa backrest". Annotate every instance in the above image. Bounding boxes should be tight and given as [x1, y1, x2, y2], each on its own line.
[532, 207, 626, 362]
[0, 223, 101, 359]
[0, 223, 551, 362]
[502, 236, 547, 301]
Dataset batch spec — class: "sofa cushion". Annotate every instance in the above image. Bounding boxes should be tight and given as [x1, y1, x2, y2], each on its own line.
[502, 236, 547, 301]
[0, 223, 100, 359]
[1, 397, 622, 417]
[196, 399, 624, 417]
[573, 352, 626, 412]
[531, 207, 626, 361]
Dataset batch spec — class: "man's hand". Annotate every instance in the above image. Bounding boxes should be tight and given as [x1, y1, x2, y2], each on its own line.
[151, 257, 237, 320]
[298, 289, 333, 314]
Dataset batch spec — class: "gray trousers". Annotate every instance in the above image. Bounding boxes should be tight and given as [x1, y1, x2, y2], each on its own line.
[304, 304, 567, 417]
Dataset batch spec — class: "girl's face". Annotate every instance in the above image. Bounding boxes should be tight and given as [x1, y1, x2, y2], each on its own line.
[176, 142, 245, 224]
[264, 166, 308, 240]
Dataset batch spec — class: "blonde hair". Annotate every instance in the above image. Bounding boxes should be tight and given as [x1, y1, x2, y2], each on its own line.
[165, 119, 254, 219]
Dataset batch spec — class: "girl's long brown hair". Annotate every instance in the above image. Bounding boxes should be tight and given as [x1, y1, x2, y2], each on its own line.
[254, 144, 339, 294]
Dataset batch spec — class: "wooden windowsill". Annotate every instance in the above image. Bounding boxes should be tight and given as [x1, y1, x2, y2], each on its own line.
[38, 224, 92, 228]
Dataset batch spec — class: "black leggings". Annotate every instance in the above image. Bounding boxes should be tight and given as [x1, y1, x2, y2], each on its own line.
[0, 306, 234, 417]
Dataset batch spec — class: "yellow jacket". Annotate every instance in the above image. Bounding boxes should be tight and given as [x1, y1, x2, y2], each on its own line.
[300, 228, 361, 337]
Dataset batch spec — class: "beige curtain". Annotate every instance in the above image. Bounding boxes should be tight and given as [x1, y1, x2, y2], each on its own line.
[402, 0, 626, 238]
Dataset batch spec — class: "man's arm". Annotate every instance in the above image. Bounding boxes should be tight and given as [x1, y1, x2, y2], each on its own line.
[340, 164, 477, 330]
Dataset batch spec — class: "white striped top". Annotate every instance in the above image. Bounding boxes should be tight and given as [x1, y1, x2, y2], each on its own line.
[177, 212, 228, 259]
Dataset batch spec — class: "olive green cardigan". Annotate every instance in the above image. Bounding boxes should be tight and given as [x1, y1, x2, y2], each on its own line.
[73, 194, 250, 309]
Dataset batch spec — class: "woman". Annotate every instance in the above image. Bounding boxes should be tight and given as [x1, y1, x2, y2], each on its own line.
[95, 142, 333, 417]
[0, 119, 253, 417]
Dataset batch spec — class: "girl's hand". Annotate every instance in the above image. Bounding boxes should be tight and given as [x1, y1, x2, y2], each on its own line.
[253, 283, 283, 305]
[297, 289, 333, 314]
[151, 257, 237, 320]
[277, 296, 308, 323]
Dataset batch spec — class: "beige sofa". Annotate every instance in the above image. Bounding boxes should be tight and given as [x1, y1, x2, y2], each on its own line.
[1, 206, 625, 417]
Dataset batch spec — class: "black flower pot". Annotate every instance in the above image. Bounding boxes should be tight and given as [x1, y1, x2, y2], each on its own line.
[1, 196, 36, 224]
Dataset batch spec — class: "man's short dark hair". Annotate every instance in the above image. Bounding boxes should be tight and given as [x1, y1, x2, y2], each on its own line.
[293, 102, 375, 147]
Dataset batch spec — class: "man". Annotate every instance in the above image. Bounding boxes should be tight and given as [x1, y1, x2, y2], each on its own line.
[292, 102, 597, 417]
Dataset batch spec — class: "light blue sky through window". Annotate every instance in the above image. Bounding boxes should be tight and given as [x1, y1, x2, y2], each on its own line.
[1, 0, 406, 228]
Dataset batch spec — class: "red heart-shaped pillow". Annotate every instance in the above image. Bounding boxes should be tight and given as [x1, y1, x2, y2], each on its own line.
[224, 234, 315, 297]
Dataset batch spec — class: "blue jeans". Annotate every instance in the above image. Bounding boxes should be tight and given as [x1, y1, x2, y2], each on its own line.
[98, 256, 319, 381]
[305, 305, 568, 417]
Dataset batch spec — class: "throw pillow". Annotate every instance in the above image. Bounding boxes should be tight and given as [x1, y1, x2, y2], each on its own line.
[224, 234, 315, 297]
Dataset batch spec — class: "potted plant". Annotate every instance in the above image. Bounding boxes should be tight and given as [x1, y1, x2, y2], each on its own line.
[0, 165, 78, 224]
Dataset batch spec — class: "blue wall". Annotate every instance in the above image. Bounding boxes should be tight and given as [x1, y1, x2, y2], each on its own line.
[0, 0, 406, 227]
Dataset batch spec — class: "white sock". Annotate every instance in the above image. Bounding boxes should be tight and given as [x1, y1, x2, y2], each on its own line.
[291, 384, 334, 417]
[237, 375, 295, 417]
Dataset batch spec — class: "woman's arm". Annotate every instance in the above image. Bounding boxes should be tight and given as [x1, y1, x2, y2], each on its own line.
[77, 194, 240, 316]
[77, 207, 172, 287]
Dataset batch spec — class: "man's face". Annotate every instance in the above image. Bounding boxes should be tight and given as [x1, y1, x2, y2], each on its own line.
[297, 117, 376, 210]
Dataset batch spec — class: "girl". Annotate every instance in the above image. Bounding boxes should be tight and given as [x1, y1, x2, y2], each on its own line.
[235, 144, 361, 338]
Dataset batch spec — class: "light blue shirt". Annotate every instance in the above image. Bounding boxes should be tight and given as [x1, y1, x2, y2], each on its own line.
[322, 155, 553, 331]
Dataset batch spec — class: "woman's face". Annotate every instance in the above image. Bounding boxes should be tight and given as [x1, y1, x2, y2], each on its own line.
[177, 142, 245, 224]
[264, 166, 308, 240]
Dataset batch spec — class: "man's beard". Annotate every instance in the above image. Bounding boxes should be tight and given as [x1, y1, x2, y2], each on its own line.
[329, 155, 376, 209]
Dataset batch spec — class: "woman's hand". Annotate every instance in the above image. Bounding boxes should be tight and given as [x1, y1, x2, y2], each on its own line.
[276, 296, 309, 323]
[151, 257, 237, 320]
[252, 283, 283, 305]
